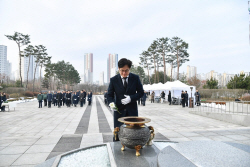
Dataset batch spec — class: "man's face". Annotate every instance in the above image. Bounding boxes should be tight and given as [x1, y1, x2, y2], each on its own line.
[119, 65, 130, 78]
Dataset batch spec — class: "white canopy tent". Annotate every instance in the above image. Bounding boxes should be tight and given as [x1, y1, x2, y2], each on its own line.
[143, 80, 196, 104]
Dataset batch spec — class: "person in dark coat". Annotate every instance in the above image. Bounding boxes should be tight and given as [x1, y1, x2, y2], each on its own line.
[181, 91, 185, 107]
[0, 92, 2, 112]
[57, 91, 63, 108]
[66, 91, 71, 107]
[142, 91, 147, 106]
[107, 58, 144, 135]
[83, 90, 86, 105]
[43, 92, 47, 106]
[1, 93, 7, 111]
[71, 91, 74, 106]
[168, 91, 171, 105]
[87, 92, 92, 105]
[76, 90, 80, 104]
[104, 90, 108, 105]
[37, 92, 43, 108]
[79, 90, 84, 107]
[151, 91, 155, 103]
[53, 92, 57, 106]
[73, 92, 78, 107]
[195, 90, 201, 106]
[185, 91, 189, 107]
[47, 91, 53, 108]
[90, 90, 93, 98]
[62, 91, 66, 106]
[160, 91, 165, 103]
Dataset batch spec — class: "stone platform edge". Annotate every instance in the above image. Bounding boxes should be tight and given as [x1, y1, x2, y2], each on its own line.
[190, 111, 250, 126]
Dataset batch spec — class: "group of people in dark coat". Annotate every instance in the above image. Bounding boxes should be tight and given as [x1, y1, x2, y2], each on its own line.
[0, 92, 7, 111]
[37, 90, 93, 108]
[181, 90, 189, 107]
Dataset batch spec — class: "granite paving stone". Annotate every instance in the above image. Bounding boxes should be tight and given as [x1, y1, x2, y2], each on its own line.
[12, 153, 49, 166]
[0, 154, 21, 166]
[1, 95, 250, 166]
[25, 144, 56, 153]
[0, 145, 30, 154]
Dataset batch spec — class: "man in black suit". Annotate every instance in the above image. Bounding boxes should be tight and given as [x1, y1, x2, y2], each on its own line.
[107, 58, 144, 141]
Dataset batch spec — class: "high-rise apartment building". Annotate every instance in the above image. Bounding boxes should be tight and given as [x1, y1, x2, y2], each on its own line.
[0, 45, 7, 77]
[84, 53, 93, 84]
[107, 53, 118, 83]
[186, 65, 197, 79]
[23, 55, 39, 81]
[99, 71, 104, 86]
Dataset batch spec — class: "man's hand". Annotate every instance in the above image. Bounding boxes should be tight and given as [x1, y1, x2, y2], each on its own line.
[121, 95, 131, 105]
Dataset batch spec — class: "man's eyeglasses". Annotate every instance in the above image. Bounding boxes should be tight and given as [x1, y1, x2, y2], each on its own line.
[119, 69, 130, 73]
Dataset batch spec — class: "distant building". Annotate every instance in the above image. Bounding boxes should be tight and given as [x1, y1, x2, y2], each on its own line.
[197, 73, 206, 81]
[166, 67, 176, 80]
[107, 53, 118, 83]
[0, 45, 7, 79]
[99, 71, 104, 86]
[84, 53, 93, 84]
[186, 65, 197, 79]
[23, 55, 39, 81]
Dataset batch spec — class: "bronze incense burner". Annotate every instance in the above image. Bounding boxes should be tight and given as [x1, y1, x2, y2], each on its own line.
[114, 116, 155, 156]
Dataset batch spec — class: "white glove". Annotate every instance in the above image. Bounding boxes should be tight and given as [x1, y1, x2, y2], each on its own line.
[121, 95, 131, 105]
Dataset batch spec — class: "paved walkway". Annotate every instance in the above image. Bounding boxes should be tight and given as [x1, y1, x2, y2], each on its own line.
[0, 95, 250, 166]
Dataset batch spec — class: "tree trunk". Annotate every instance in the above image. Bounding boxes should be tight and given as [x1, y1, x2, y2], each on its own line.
[33, 63, 38, 92]
[162, 45, 166, 83]
[26, 56, 31, 88]
[163, 53, 166, 83]
[171, 62, 173, 81]
[156, 63, 159, 83]
[40, 64, 42, 91]
[18, 44, 22, 87]
[153, 55, 156, 83]
[146, 64, 151, 84]
[177, 50, 179, 80]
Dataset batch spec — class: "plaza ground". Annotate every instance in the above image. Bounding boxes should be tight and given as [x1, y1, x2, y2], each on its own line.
[0, 95, 250, 166]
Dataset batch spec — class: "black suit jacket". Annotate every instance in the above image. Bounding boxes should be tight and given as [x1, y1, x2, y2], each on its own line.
[107, 73, 144, 115]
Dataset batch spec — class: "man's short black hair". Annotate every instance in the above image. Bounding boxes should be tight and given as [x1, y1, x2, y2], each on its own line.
[118, 58, 132, 68]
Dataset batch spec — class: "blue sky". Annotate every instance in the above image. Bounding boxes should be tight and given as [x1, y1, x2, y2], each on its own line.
[0, 0, 249, 82]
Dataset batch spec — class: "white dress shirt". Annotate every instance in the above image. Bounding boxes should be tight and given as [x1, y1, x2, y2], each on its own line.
[121, 75, 129, 86]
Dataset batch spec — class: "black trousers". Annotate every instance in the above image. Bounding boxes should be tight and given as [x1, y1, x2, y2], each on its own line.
[151, 98, 154, 103]
[169, 100, 171, 105]
[1, 105, 5, 111]
[63, 98, 65, 106]
[88, 100, 91, 105]
[80, 101, 83, 107]
[48, 101, 52, 108]
[138, 100, 140, 105]
[44, 99, 47, 106]
[54, 99, 57, 106]
[185, 100, 188, 106]
[83, 98, 86, 104]
[182, 99, 185, 107]
[142, 100, 146, 106]
[39, 101, 42, 108]
[58, 100, 62, 107]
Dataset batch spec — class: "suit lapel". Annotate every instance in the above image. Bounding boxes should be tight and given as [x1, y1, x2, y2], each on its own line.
[117, 75, 124, 91]
[126, 73, 134, 93]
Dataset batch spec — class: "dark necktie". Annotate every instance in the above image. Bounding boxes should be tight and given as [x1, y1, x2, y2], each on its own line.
[123, 77, 127, 90]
